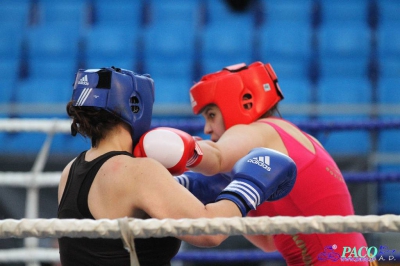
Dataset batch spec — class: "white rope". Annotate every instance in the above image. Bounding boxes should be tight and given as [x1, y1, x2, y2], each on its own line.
[0, 248, 59, 263]
[0, 215, 400, 240]
[0, 118, 71, 133]
[0, 172, 60, 187]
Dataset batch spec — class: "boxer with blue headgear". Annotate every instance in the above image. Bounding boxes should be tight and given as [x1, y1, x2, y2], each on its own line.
[70, 66, 154, 146]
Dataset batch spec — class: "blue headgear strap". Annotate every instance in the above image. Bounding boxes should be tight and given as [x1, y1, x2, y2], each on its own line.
[71, 67, 155, 146]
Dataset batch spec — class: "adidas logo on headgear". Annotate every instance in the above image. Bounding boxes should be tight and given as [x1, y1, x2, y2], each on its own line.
[247, 156, 271, 171]
[78, 75, 89, 85]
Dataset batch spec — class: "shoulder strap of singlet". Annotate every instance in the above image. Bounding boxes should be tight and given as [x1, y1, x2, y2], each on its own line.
[257, 118, 320, 160]
[261, 119, 307, 149]
[78, 151, 133, 219]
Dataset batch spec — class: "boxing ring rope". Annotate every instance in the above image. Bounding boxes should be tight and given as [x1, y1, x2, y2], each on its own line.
[1, 117, 400, 133]
[0, 215, 400, 264]
[1, 118, 400, 265]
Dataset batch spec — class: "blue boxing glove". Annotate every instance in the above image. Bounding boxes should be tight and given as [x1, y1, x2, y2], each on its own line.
[174, 171, 232, 204]
[216, 147, 297, 216]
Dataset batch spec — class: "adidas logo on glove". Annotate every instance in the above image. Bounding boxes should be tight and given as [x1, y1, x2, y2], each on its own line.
[247, 156, 271, 171]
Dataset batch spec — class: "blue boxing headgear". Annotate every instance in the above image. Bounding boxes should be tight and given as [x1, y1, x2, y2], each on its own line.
[71, 67, 155, 146]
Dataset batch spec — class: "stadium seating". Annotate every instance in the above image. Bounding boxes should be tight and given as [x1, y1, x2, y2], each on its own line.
[0, 77, 15, 107]
[83, 25, 138, 70]
[0, 26, 23, 60]
[316, 77, 372, 155]
[377, 0, 400, 25]
[278, 78, 313, 122]
[260, 0, 313, 25]
[92, 0, 143, 27]
[378, 165, 400, 215]
[36, 0, 89, 32]
[15, 78, 71, 114]
[376, 77, 400, 154]
[199, 21, 255, 75]
[147, 0, 202, 29]
[376, 22, 400, 78]
[142, 22, 196, 104]
[0, 0, 31, 30]
[258, 21, 313, 81]
[319, 0, 369, 25]
[0, 0, 398, 162]
[24, 25, 80, 80]
[0, 26, 23, 101]
[317, 22, 371, 79]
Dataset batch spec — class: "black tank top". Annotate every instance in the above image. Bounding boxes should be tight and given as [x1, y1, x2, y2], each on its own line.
[58, 151, 181, 266]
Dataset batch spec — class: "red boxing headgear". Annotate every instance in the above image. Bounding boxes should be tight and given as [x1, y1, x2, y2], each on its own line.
[189, 61, 284, 129]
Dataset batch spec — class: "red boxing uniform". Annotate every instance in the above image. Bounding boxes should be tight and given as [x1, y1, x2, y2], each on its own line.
[249, 118, 370, 266]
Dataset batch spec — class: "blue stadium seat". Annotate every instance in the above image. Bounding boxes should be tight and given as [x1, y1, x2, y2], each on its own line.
[318, 22, 371, 79]
[258, 21, 312, 80]
[319, 0, 369, 25]
[0, 132, 48, 155]
[25, 25, 80, 79]
[377, 0, 400, 25]
[15, 77, 72, 118]
[83, 25, 138, 70]
[200, 22, 255, 75]
[143, 22, 196, 86]
[143, 22, 196, 103]
[373, 76, 400, 212]
[279, 77, 313, 122]
[37, 0, 89, 31]
[0, 26, 22, 87]
[377, 77, 400, 107]
[2, 76, 72, 155]
[0, 24, 20, 113]
[378, 165, 400, 214]
[92, 0, 143, 27]
[377, 23, 400, 78]
[0, 0, 31, 30]
[316, 77, 372, 155]
[260, 0, 313, 24]
[50, 133, 91, 155]
[147, 0, 202, 30]
[0, 78, 16, 107]
[0, 128, 90, 156]
[378, 130, 400, 154]
[0, 26, 24, 61]
[0, 59, 19, 102]
[376, 77, 400, 154]
[152, 76, 192, 105]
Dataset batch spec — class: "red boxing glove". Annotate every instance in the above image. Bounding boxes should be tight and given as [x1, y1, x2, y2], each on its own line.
[133, 127, 203, 175]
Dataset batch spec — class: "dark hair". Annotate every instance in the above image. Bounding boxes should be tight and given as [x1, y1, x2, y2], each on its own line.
[260, 103, 281, 119]
[66, 101, 127, 147]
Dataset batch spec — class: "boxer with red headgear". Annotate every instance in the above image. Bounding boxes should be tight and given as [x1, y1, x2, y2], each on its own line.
[135, 61, 371, 266]
[190, 61, 283, 129]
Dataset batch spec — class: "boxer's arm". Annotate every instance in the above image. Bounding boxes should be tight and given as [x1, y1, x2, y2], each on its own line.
[174, 171, 231, 204]
[244, 235, 277, 252]
[193, 123, 274, 175]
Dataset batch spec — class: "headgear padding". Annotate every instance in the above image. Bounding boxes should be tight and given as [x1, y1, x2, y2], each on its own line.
[71, 67, 155, 145]
[190, 62, 283, 129]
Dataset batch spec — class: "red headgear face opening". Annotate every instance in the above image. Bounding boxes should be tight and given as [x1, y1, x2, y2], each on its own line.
[189, 61, 284, 129]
